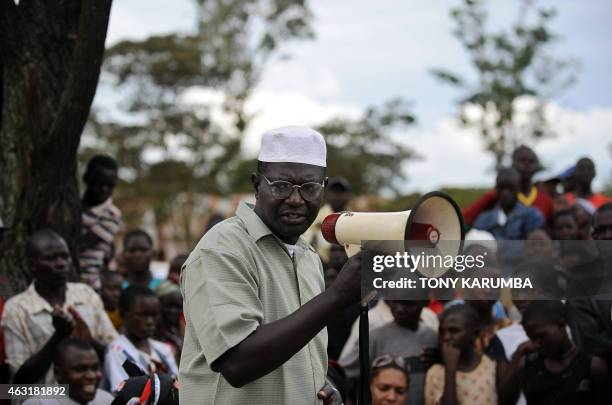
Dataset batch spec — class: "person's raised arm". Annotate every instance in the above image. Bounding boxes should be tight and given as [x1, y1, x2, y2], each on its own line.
[12, 308, 73, 383]
[440, 343, 460, 405]
[211, 254, 361, 388]
[496, 359, 520, 405]
[509, 340, 536, 395]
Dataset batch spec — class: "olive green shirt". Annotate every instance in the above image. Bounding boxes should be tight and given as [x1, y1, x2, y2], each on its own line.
[179, 202, 328, 404]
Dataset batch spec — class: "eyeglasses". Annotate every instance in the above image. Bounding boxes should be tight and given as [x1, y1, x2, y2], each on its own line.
[261, 174, 325, 202]
[371, 354, 406, 371]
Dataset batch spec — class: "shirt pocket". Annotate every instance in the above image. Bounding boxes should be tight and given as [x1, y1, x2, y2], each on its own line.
[25, 312, 54, 352]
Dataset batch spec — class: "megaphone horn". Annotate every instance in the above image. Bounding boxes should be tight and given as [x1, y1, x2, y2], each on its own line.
[320, 191, 465, 277]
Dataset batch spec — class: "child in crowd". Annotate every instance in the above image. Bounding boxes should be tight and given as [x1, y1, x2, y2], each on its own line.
[512, 300, 610, 405]
[425, 304, 516, 405]
[121, 229, 163, 290]
[370, 355, 409, 405]
[155, 281, 184, 363]
[100, 270, 124, 331]
[551, 208, 600, 270]
[526, 229, 557, 259]
[105, 286, 178, 393]
[551, 209, 579, 241]
[167, 253, 188, 285]
[79, 155, 123, 291]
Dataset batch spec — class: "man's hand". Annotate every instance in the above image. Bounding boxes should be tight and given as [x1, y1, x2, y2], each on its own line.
[511, 341, 537, 363]
[441, 342, 461, 370]
[329, 252, 361, 307]
[67, 305, 93, 341]
[51, 306, 74, 338]
[317, 384, 343, 405]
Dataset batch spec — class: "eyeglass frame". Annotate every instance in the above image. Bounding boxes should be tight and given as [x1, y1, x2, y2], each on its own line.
[259, 174, 326, 201]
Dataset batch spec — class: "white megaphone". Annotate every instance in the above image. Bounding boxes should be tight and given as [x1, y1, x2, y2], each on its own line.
[320, 191, 465, 278]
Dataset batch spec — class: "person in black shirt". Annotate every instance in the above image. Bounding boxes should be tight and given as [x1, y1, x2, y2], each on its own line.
[512, 300, 610, 405]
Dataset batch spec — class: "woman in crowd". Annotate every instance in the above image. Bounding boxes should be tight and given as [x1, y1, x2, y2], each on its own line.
[370, 354, 409, 405]
[425, 304, 516, 405]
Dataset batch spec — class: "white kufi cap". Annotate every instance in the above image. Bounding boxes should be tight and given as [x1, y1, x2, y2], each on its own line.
[258, 125, 326, 167]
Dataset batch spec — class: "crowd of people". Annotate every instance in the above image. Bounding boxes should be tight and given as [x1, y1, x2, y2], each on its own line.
[0, 137, 611, 405]
[323, 146, 612, 405]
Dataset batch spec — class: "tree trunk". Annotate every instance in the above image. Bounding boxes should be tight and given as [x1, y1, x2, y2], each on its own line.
[0, 0, 112, 298]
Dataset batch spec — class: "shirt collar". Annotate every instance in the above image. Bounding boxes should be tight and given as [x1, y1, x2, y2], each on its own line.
[23, 283, 53, 314]
[24, 283, 86, 314]
[236, 202, 273, 241]
[236, 202, 317, 254]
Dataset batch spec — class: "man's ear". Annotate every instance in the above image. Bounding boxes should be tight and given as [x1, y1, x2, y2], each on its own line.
[251, 173, 260, 197]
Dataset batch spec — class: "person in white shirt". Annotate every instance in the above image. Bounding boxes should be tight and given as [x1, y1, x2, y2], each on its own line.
[104, 286, 177, 393]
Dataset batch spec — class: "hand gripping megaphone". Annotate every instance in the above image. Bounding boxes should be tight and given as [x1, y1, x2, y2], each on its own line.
[320, 191, 465, 277]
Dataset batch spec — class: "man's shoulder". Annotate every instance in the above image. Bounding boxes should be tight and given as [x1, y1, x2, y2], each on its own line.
[67, 282, 100, 301]
[3, 289, 29, 309]
[370, 321, 436, 341]
[417, 323, 438, 339]
[2, 286, 37, 316]
[370, 321, 397, 338]
[193, 215, 250, 250]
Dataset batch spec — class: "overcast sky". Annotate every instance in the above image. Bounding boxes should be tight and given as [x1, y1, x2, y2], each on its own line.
[102, 0, 612, 192]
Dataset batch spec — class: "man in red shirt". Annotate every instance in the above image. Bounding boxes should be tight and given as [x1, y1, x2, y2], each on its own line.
[566, 157, 612, 209]
[463, 145, 552, 226]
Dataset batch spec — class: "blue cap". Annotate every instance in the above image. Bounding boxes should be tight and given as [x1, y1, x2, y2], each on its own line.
[558, 165, 575, 180]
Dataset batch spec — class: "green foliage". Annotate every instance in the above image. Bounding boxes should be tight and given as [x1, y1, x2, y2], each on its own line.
[315, 98, 418, 197]
[432, 0, 577, 168]
[83, 0, 421, 228]
[83, 0, 314, 224]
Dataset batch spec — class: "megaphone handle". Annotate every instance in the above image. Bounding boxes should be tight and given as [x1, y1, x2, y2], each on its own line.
[358, 303, 371, 405]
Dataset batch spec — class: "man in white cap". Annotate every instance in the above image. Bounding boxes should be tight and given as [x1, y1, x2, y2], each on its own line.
[179, 126, 361, 404]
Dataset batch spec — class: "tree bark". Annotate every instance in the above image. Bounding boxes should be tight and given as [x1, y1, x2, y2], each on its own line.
[0, 0, 113, 298]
